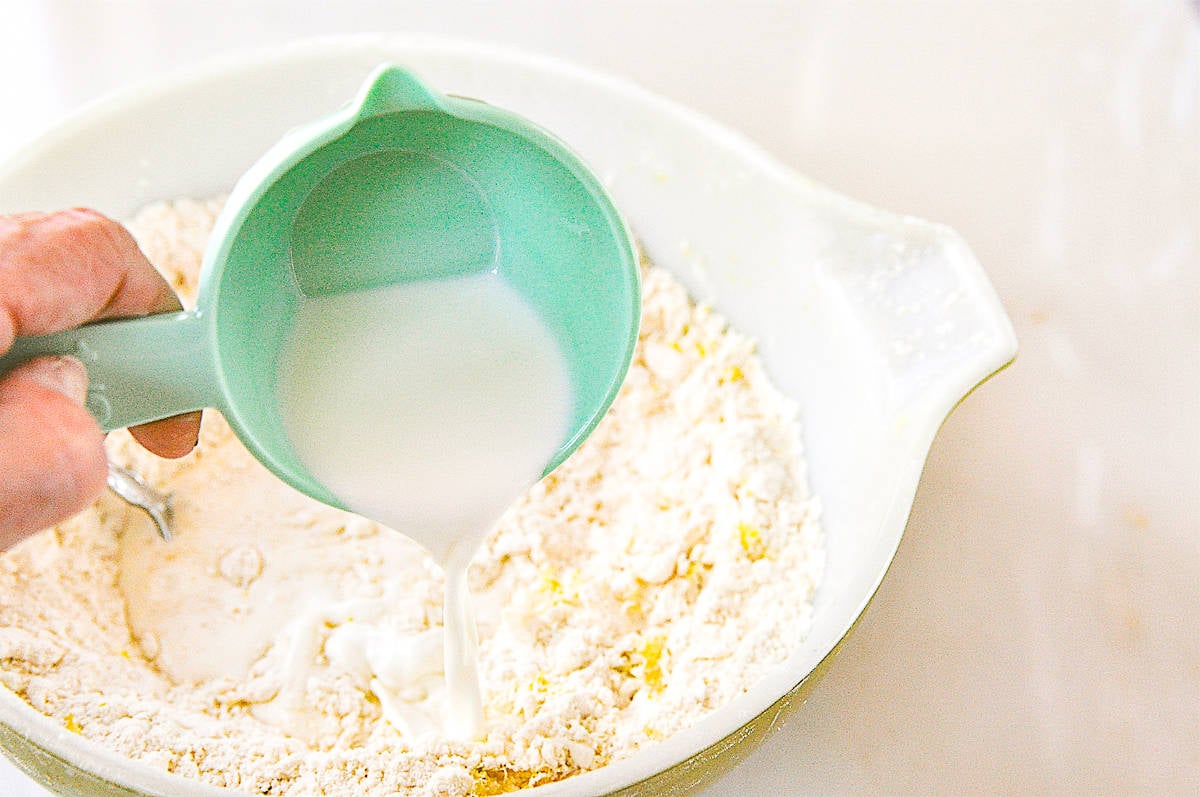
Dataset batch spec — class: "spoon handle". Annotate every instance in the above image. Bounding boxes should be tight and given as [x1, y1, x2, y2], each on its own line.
[0, 310, 217, 431]
[106, 463, 173, 542]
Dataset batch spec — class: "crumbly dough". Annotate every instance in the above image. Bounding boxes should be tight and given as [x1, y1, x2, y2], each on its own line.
[0, 198, 824, 796]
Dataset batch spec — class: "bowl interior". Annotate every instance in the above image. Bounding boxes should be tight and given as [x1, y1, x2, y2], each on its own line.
[0, 36, 1016, 797]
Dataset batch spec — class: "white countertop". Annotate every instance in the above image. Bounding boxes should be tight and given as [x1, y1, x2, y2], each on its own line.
[0, 2, 1196, 795]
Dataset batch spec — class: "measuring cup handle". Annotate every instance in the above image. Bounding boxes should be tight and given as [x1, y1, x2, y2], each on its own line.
[0, 311, 218, 431]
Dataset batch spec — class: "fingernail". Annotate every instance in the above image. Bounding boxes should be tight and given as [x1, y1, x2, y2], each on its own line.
[17, 355, 89, 404]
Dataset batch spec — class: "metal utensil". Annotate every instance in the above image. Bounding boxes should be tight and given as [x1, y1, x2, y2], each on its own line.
[105, 463, 172, 541]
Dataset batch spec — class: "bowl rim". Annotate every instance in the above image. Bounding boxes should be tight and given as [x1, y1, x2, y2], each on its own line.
[0, 32, 1018, 797]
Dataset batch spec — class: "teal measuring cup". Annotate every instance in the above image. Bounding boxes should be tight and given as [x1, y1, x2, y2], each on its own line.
[0, 64, 640, 511]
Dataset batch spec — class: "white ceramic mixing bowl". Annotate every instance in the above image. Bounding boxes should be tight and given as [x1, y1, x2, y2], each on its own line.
[0, 35, 1016, 797]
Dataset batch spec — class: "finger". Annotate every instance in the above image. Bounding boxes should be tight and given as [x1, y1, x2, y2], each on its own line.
[0, 208, 181, 353]
[0, 208, 201, 458]
[0, 356, 107, 549]
[129, 411, 203, 459]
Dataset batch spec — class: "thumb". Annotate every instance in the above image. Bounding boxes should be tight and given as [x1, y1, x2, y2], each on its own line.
[0, 356, 107, 549]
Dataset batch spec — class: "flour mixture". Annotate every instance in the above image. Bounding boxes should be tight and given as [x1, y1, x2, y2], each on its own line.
[0, 198, 824, 796]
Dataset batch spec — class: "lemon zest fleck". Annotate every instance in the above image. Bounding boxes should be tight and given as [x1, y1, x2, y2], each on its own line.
[738, 523, 767, 561]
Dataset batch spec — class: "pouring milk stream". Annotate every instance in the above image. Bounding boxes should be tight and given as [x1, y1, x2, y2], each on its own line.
[276, 272, 572, 737]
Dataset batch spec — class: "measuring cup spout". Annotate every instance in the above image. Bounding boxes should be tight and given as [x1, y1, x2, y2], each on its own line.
[0, 311, 218, 432]
[355, 65, 447, 119]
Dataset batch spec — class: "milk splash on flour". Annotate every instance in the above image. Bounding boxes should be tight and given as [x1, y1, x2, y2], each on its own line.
[276, 271, 572, 738]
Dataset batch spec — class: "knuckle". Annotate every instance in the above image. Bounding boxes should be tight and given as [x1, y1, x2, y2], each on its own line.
[70, 207, 122, 245]
[66, 207, 110, 225]
[68, 207, 145, 273]
[0, 212, 40, 250]
[50, 208, 120, 254]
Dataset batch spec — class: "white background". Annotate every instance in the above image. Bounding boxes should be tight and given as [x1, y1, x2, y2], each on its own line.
[0, 1, 1197, 795]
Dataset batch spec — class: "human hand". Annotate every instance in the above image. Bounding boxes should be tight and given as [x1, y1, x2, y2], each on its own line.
[0, 209, 202, 548]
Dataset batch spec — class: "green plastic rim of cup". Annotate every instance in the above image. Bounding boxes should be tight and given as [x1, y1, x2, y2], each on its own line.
[0, 64, 641, 512]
